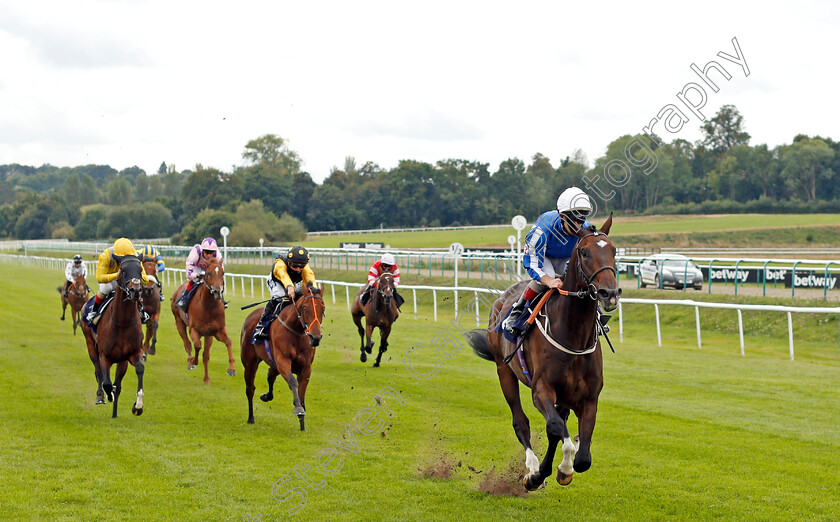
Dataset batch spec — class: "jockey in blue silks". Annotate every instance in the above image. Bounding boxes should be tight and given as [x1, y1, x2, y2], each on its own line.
[502, 186, 609, 337]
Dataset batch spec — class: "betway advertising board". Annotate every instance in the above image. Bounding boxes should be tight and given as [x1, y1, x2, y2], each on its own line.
[698, 266, 840, 289]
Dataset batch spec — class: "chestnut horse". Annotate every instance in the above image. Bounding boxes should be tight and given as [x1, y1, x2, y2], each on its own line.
[241, 284, 325, 430]
[351, 273, 399, 367]
[465, 215, 621, 489]
[59, 274, 89, 335]
[80, 256, 147, 417]
[171, 259, 236, 383]
[141, 260, 161, 356]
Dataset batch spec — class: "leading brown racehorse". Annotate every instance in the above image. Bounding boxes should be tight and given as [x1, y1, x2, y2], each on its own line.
[241, 284, 325, 430]
[465, 214, 620, 489]
[80, 256, 147, 417]
[59, 274, 89, 335]
[351, 273, 399, 367]
[171, 259, 236, 383]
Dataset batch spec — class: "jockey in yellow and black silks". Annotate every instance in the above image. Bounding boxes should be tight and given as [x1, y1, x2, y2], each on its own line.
[86, 237, 150, 323]
[253, 246, 317, 340]
[137, 244, 166, 300]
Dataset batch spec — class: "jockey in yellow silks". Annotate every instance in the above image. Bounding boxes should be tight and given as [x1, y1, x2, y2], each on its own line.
[85, 238, 150, 323]
[253, 246, 317, 340]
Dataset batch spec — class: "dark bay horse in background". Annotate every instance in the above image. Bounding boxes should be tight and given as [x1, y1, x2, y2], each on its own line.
[171, 259, 236, 383]
[241, 284, 325, 430]
[80, 256, 147, 417]
[466, 214, 621, 489]
[59, 274, 89, 335]
[141, 260, 161, 356]
[351, 273, 399, 367]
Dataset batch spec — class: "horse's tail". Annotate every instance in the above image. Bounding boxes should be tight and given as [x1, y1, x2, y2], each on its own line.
[465, 329, 493, 361]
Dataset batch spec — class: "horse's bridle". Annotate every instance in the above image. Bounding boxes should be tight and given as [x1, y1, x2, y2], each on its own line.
[375, 274, 396, 300]
[117, 258, 143, 302]
[201, 269, 225, 300]
[280, 293, 325, 337]
[572, 231, 617, 301]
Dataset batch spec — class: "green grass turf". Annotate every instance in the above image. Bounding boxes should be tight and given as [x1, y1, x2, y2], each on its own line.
[1, 263, 839, 521]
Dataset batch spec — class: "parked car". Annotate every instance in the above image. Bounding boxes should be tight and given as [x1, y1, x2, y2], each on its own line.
[639, 254, 703, 290]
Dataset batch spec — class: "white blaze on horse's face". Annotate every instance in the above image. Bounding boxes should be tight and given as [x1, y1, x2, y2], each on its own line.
[596, 240, 608, 248]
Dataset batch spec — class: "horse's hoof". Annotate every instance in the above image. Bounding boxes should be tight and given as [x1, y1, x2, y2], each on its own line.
[365, 345, 373, 354]
[298, 415, 305, 431]
[556, 470, 574, 486]
[293, 406, 305, 416]
[523, 473, 546, 491]
[132, 405, 144, 416]
[247, 417, 255, 425]
[60, 317, 65, 321]
[148, 347, 156, 356]
[373, 362, 380, 368]
[360, 352, 367, 363]
[226, 369, 236, 377]
[95, 397, 106, 405]
[142, 354, 147, 362]
[187, 364, 197, 371]
[260, 393, 273, 402]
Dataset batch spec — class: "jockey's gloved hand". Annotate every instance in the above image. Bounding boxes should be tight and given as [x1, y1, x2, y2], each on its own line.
[156, 262, 165, 272]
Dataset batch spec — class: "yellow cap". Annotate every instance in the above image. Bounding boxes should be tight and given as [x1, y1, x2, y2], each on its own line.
[113, 237, 136, 256]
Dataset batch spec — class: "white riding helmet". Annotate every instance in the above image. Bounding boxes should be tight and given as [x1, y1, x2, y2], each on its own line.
[381, 253, 396, 266]
[556, 187, 593, 217]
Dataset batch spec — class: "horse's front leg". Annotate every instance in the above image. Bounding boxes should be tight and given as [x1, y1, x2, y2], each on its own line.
[99, 355, 114, 403]
[526, 380, 564, 490]
[364, 321, 375, 355]
[352, 310, 367, 362]
[214, 327, 236, 377]
[495, 362, 539, 483]
[373, 323, 391, 367]
[131, 356, 145, 416]
[294, 364, 313, 431]
[149, 320, 158, 355]
[573, 398, 599, 473]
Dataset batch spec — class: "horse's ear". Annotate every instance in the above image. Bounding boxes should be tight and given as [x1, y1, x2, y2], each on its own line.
[600, 212, 613, 235]
[317, 284, 326, 295]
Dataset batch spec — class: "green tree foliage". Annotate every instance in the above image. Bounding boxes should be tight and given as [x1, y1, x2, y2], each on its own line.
[105, 176, 132, 206]
[14, 198, 53, 239]
[779, 137, 835, 200]
[174, 208, 235, 245]
[242, 134, 302, 175]
[180, 167, 239, 222]
[229, 200, 307, 246]
[74, 206, 108, 240]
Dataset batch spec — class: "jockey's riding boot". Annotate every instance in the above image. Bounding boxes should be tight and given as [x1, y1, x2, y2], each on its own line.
[86, 301, 101, 323]
[502, 296, 529, 337]
[158, 284, 165, 301]
[254, 299, 281, 340]
[175, 293, 188, 313]
[138, 302, 150, 324]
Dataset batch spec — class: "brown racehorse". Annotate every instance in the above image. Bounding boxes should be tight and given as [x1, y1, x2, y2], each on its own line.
[140, 260, 161, 356]
[59, 274, 89, 335]
[351, 273, 399, 367]
[465, 215, 621, 489]
[171, 259, 236, 383]
[241, 284, 326, 430]
[80, 256, 147, 417]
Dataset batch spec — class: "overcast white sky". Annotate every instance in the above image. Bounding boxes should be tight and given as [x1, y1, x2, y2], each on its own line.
[1, 1, 838, 183]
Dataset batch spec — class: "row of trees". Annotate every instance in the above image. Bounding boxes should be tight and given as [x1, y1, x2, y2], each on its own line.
[1, 105, 838, 243]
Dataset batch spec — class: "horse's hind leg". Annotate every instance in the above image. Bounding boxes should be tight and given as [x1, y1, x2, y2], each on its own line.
[174, 316, 193, 362]
[131, 357, 145, 416]
[495, 362, 539, 482]
[111, 361, 129, 419]
[201, 335, 213, 384]
[352, 311, 367, 362]
[554, 406, 576, 485]
[99, 356, 114, 404]
[373, 324, 392, 368]
[149, 321, 158, 355]
[364, 322, 375, 354]
[260, 366, 279, 402]
[243, 352, 260, 424]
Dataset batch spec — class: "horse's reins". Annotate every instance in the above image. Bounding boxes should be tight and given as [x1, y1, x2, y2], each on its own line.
[112, 261, 142, 327]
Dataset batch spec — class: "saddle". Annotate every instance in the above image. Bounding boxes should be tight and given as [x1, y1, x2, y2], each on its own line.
[495, 290, 550, 345]
[82, 295, 115, 330]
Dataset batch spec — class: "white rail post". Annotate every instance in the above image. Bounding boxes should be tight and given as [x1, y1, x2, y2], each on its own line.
[474, 291, 480, 327]
[432, 289, 438, 323]
[787, 311, 794, 361]
[737, 309, 745, 357]
[346, 286, 350, 311]
[618, 302, 623, 343]
[695, 306, 702, 350]
[655, 304, 661, 347]
[330, 284, 335, 304]
[412, 289, 417, 319]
